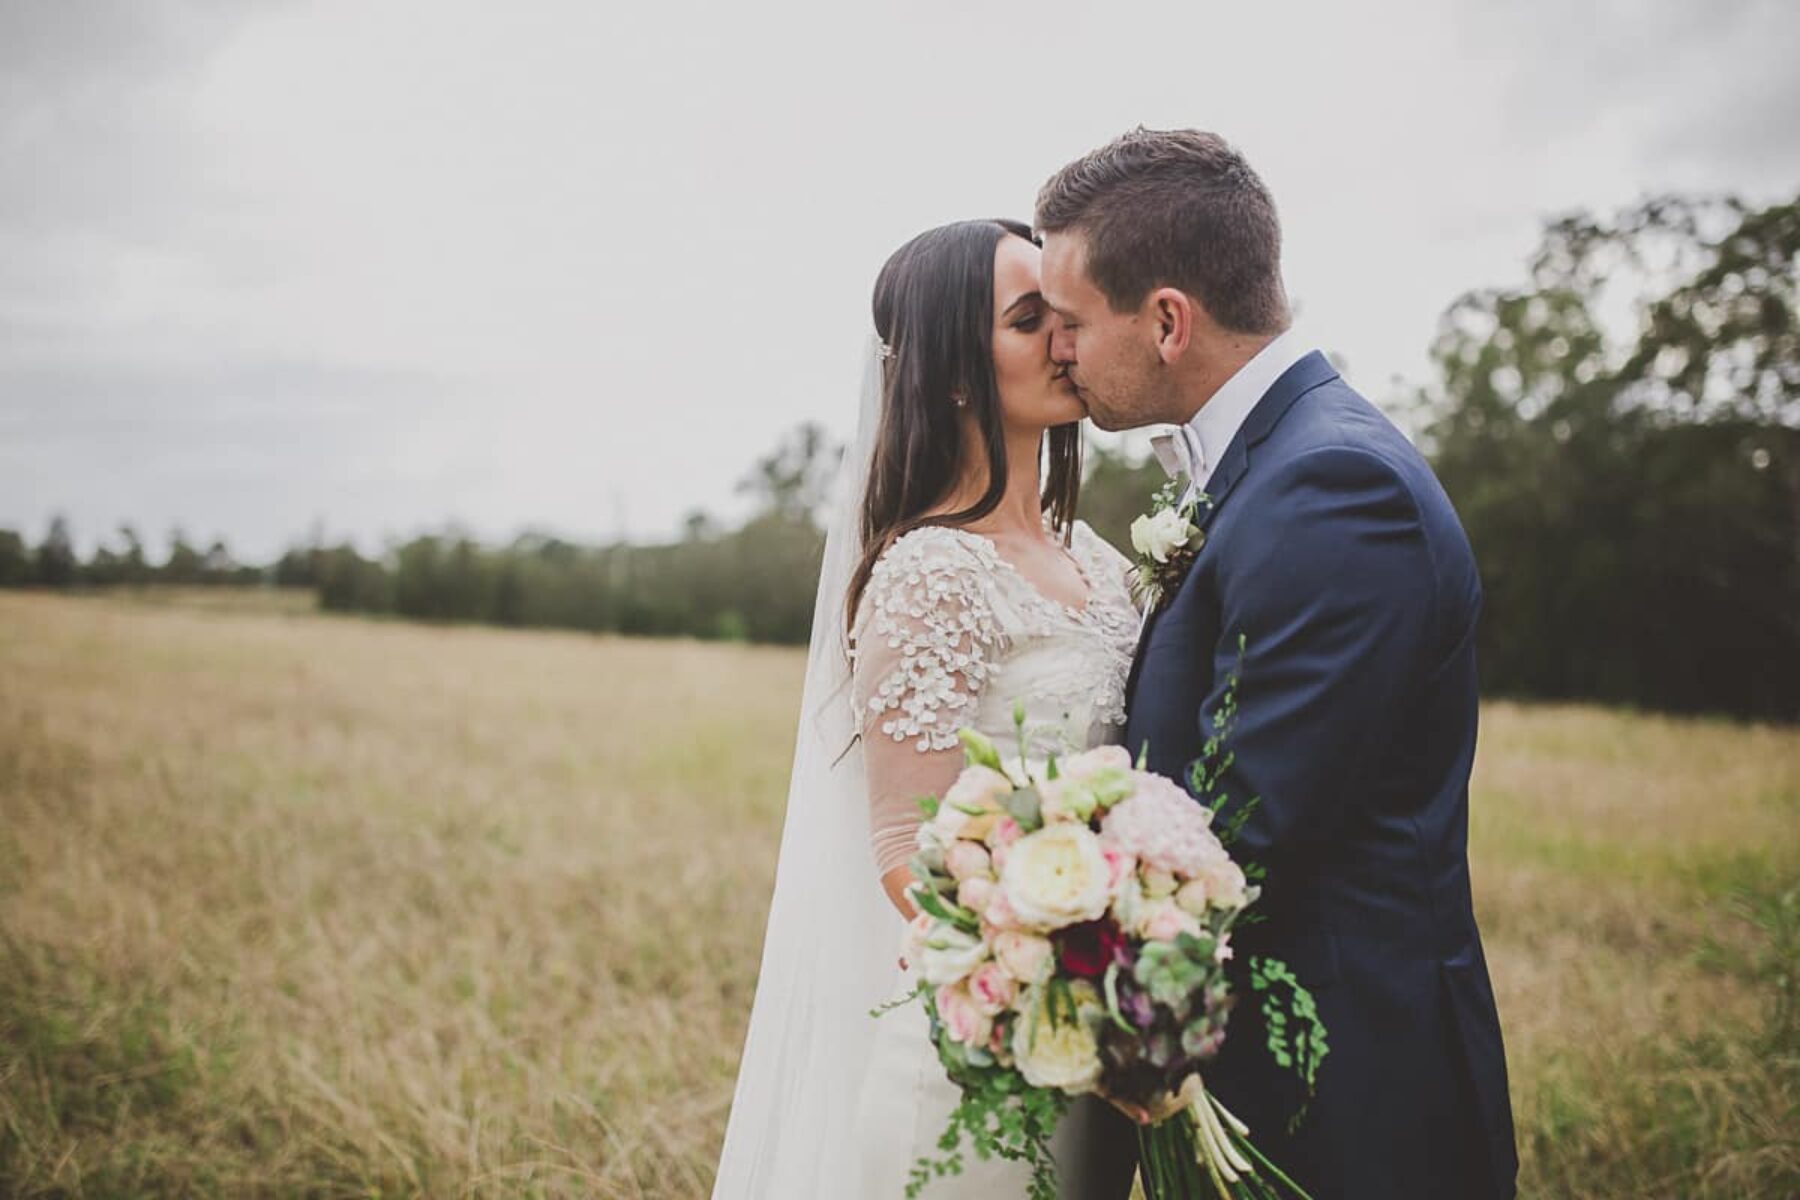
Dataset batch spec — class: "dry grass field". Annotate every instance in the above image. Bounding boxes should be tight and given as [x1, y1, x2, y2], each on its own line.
[1, 589, 1795, 1199]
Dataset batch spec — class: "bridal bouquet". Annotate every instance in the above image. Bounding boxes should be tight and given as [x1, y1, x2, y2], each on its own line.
[881, 699, 1326, 1200]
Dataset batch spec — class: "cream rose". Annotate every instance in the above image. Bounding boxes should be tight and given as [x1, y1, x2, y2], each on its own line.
[1012, 982, 1104, 1093]
[1129, 506, 1195, 565]
[1000, 823, 1113, 931]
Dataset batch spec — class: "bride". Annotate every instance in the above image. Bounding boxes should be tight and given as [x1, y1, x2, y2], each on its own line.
[712, 219, 1141, 1199]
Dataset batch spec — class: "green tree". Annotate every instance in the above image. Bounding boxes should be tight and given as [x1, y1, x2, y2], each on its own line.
[34, 515, 77, 587]
[163, 528, 204, 585]
[1079, 441, 1167, 552]
[736, 421, 839, 523]
[0, 529, 29, 586]
[1417, 193, 1799, 720]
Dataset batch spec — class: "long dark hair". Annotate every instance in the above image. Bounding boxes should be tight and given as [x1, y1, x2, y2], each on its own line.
[845, 218, 1083, 636]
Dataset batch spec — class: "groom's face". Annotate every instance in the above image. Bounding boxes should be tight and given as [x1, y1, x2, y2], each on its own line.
[1040, 231, 1167, 432]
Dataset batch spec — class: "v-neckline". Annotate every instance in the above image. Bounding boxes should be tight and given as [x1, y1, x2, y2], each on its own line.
[945, 523, 1095, 619]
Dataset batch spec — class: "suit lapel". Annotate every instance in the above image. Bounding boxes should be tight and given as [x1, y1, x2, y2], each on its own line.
[1124, 351, 1341, 712]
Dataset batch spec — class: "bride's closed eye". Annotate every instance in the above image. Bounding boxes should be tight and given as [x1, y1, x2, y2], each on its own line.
[1008, 297, 1049, 334]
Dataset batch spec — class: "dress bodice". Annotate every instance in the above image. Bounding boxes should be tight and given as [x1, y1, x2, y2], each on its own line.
[850, 518, 1140, 763]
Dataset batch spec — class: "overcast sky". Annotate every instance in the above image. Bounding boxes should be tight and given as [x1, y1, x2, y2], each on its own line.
[3, 0, 1796, 559]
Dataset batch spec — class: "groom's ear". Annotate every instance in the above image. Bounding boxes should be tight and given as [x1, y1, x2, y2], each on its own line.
[1147, 286, 1194, 365]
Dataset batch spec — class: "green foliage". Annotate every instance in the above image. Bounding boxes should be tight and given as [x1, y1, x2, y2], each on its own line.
[1191, 636, 1262, 849]
[957, 728, 1003, 773]
[912, 885, 980, 934]
[1416, 192, 1799, 721]
[904, 1030, 1068, 1200]
[1248, 956, 1329, 1130]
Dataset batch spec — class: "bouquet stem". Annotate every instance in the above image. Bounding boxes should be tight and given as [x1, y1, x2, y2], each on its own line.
[1135, 1090, 1315, 1200]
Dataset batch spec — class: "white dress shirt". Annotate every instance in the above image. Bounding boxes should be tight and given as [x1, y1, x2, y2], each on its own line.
[1154, 327, 1313, 502]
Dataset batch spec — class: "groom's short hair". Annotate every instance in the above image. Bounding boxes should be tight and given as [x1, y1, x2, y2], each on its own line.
[1036, 128, 1288, 335]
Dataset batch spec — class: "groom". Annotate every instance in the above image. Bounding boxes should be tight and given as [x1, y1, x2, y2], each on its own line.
[1037, 129, 1518, 1199]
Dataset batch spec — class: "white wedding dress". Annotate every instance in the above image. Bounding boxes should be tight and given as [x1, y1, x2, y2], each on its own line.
[711, 345, 1143, 1200]
[845, 518, 1142, 1199]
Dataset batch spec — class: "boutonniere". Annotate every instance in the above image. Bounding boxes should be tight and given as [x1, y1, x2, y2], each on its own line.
[1128, 480, 1210, 612]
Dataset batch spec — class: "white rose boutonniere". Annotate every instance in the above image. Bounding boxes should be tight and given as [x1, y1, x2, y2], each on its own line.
[1129, 480, 1209, 612]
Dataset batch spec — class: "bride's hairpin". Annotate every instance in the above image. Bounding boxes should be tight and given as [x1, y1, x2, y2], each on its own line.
[876, 337, 896, 362]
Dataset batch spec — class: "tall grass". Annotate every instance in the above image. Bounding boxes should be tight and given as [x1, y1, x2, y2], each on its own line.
[1, 591, 1795, 1198]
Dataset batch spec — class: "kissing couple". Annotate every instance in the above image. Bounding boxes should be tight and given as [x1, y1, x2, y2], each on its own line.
[712, 128, 1518, 1200]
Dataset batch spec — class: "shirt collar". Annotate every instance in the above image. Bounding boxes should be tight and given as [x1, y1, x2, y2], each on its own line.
[1179, 327, 1310, 485]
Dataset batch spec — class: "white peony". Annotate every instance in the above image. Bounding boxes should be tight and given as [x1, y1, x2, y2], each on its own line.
[1012, 981, 1105, 1093]
[1129, 506, 1195, 565]
[1000, 823, 1113, 931]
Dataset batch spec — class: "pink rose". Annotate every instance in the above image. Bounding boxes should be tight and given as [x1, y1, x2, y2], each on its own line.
[988, 1019, 1011, 1063]
[957, 876, 997, 916]
[936, 982, 993, 1048]
[1062, 744, 1132, 777]
[967, 961, 1017, 1017]
[1142, 902, 1201, 942]
[983, 887, 1022, 932]
[946, 840, 992, 882]
[1100, 844, 1136, 894]
[993, 930, 1054, 984]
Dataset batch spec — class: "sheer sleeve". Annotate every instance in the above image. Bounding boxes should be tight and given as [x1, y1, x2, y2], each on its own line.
[851, 530, 1003, 876]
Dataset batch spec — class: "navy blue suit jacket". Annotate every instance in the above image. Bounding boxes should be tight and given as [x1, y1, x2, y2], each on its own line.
[1121, 353, 1518, 1199]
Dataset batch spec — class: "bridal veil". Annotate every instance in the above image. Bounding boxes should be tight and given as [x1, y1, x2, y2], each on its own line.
[711, 340, 900, 1197]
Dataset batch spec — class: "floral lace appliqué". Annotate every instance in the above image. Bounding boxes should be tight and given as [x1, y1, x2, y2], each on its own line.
[852, 529, 1003, 752]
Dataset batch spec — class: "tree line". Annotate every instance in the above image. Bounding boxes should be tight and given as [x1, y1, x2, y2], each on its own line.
[5, 193, 1794, 721]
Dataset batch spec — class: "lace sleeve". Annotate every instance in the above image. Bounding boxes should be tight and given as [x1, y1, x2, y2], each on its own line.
[851, 530, 1003, 875]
